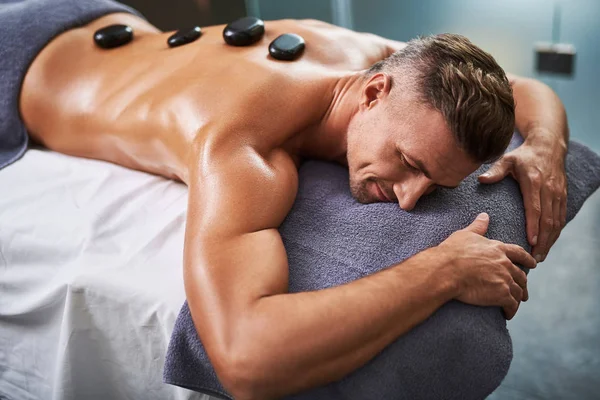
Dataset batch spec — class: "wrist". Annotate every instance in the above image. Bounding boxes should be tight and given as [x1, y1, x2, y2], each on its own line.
[421, 246, 462, 300]
[523, 127, 567, 158]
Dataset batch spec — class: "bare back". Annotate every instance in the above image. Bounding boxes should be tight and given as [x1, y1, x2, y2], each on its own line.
[20, 13, 396, 182]
[19, 15, 403, 395]
[12, 12, 552, 397]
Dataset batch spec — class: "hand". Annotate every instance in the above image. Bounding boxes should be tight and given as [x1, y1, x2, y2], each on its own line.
[438, 213, 537, 320]
[478, 138, 567, 262]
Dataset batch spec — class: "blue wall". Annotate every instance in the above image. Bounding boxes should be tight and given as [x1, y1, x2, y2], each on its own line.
[248, 0, 333, 22]
[350, 0, 554, 78]
[554, 0, 600, 149]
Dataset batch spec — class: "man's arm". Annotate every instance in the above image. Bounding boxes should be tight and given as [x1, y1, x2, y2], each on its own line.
[183, 141, 533, 399]
[507, 73, 569, 148]
[479, 73, 569, 262]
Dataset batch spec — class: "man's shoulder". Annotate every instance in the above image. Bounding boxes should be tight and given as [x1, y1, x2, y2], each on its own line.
[268, 18, 395, 71]
[188, 138, 300, 224]
[191, 121, 301, 174]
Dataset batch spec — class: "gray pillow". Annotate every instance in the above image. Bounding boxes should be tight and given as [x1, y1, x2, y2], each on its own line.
[164, 135, 600, 400]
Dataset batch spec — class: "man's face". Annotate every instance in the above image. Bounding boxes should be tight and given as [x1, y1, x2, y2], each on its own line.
[346, 78, 481, 210]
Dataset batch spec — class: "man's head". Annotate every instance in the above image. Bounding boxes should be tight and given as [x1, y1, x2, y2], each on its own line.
[346, 33, 515, 210]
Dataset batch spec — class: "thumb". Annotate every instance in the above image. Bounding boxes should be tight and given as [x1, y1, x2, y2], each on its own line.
[463, 213, 490, 236]
[478, 158, 511, 184]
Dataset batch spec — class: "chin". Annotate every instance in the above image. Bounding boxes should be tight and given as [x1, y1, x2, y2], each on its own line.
[350, 191, 370, 204]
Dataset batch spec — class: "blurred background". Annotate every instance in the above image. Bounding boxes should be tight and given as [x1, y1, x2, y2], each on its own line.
[121, 1, 600, 399]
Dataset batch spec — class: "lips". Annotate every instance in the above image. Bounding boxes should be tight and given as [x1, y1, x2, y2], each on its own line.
[374, 182, 391, 202]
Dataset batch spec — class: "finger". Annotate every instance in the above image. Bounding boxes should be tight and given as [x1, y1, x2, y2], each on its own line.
[478, 158, 512, 184]
[560, 195, 567, 229]
[509, 281, 524, 303]
[518, 171, 542, 248]
[548, 192, 567, 250]
[462, 213, 489, 236]
[532, 185, 554, 262]
[504, 244, 537, 270]
[502, 297, 520, 320]
[545, 197, 568, 254]
[545, 195, 563, 257]
[508, 263, 529, 301]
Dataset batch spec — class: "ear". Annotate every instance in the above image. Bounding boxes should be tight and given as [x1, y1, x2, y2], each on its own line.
[360, 73, 392, 111]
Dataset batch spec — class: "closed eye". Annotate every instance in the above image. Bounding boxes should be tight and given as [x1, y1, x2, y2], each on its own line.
[399, 152, 419, 173]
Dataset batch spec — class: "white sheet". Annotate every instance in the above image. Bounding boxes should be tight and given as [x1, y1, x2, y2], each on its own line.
[0, 148, 214, 400]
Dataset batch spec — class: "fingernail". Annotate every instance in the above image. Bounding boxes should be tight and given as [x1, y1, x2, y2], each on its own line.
[481, 172, 490, 177]
[478, 213, 489, 220]
[532, 236, 538, 245]
[535, 254, 542, 262]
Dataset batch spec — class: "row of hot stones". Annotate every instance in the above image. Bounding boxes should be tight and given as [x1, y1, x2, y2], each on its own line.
[93, 16, 305, 61]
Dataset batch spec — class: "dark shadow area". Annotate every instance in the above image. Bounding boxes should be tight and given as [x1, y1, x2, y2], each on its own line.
[119, 0, 247, 31]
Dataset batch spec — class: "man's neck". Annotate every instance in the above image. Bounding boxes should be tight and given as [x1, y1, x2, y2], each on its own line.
[296, 71, 365, 166]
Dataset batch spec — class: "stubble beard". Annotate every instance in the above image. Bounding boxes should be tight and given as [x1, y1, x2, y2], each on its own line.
[349, 176, 376, 204]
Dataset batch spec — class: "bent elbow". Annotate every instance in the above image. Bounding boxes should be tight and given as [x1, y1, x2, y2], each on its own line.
[214, 345, 273, 400]
[201, 304, 282, 398]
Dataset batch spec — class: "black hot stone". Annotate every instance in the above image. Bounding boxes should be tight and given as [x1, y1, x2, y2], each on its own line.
[268, 33, 305, 61]
[223, 16, 265, 46]
[168, 27, 202, 48]
[94, 24, 133, 49]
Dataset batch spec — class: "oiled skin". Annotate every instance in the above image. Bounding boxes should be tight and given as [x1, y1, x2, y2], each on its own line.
[20, 13, 397, 181]
[21, 13, 437, 399]
[20, 11, 569, 400]
[16, 7, 571, 398]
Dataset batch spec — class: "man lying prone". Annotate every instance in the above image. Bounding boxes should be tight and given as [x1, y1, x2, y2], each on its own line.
[16, 7, 568, 399]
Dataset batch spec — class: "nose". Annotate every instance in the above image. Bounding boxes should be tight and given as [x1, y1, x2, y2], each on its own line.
[392, 176, 433, 211]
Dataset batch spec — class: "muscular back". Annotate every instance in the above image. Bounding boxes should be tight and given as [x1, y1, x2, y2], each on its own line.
[20, 13, 397, 182]
[19, 14, 403, 396]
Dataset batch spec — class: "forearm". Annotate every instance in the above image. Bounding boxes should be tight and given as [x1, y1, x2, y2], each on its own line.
[510, 74, 569, 152]
[234, 248, 456, 399]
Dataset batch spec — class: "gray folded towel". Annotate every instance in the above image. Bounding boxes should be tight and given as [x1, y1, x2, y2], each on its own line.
[164, 134, 600, 400]
[0, 0, 142, 170]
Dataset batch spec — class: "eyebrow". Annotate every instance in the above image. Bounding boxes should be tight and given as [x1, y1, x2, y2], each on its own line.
[404, 153, 460, 189]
